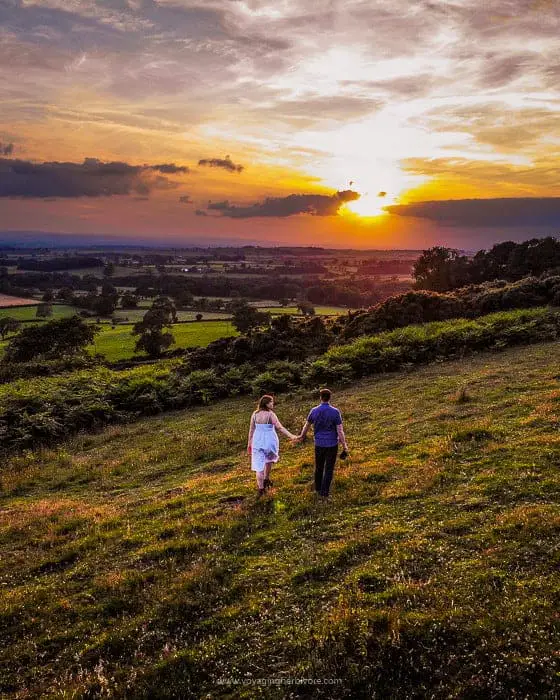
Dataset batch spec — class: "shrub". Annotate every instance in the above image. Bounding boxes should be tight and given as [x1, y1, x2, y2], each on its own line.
[4, 316, 98, 363]
[251, 361, 302, 395]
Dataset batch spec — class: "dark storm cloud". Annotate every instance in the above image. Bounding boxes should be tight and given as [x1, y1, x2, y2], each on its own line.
[206, 190, 360, 218]
[198, 156, 244, 173]
[0, 142, 14, 156]
[385, 198, 560, 228]
[0, 157, 185, 198]
[149, 163, 190, 174]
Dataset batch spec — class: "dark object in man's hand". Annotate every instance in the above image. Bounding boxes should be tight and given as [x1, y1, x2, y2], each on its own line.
[339, 449, 348, 460]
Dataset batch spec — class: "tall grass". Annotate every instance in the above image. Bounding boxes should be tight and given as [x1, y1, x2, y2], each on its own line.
[0, 342, 558, 697]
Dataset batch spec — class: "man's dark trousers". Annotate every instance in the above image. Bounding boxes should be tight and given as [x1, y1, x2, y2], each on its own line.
[314, 445, 338, 496]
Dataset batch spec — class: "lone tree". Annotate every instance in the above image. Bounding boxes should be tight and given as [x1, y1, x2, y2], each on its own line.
[132, 296, 176, 357]
[296, 301, 316, 317]
[4, 316, 98, 363]
[230, 299, 271, 334]
[120, 292, 139, 309]
[0, 317, 21, 340]
[94, 282, 119, 316]
[36, 302, 53, 319]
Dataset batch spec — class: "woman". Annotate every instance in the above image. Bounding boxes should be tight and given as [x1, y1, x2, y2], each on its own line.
[247, 395, 297, 496]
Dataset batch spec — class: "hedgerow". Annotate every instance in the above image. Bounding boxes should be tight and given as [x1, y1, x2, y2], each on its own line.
[338, 274, 560, 340]
[308, 308, 560, 385]
[1, 307, 559, 457]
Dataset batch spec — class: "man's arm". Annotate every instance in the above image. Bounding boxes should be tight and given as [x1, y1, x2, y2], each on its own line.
[337, 423, 348, 450]
[298, 420, 312, 442]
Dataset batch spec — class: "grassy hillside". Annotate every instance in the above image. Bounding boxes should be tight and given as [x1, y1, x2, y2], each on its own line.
[1, 343, 559, 698]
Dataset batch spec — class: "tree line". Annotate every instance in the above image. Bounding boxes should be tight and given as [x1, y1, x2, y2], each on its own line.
[414, 237, 560, 291]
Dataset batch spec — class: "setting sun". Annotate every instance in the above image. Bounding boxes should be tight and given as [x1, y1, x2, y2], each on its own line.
[344, 191, 392, 218]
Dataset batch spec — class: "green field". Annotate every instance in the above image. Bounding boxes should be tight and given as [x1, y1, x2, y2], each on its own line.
[91, 321, 238, 361]
[262, 305, 350, 316]
[1, 342, 558, 697]
[111, 308, 231, 323]
[0, 304, 77, 321]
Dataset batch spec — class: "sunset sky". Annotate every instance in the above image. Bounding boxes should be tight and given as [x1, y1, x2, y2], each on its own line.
[1, 0, 559, 248]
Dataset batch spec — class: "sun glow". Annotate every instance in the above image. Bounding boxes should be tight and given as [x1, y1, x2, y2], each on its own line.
[343, 191, 393, 218]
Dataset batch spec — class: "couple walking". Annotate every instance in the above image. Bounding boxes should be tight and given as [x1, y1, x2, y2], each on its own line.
[247, 388, 349, 498]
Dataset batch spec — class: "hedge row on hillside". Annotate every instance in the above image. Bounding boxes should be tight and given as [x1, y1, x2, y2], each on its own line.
[339, 275, 560, 340]
[309, 308, 560, 384]
[175, 275, 560, 373]
[1, 307, 559, 457]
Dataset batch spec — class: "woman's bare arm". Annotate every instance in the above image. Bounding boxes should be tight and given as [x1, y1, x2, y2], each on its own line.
[271, 412, 297, 440]
[247, 413, 256, 451]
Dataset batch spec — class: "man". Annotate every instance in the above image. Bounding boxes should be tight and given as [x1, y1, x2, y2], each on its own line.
[297, 388, 348, 499]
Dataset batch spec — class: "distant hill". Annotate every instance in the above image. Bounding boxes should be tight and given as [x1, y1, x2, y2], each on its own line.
[0, 230, 263, 248]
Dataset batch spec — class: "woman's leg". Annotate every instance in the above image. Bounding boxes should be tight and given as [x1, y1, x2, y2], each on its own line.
[256, 470, 265, 490]
[264, 462, 273, 482]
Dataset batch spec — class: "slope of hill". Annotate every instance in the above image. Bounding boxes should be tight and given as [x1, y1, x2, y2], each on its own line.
[1, 343, 559, 698]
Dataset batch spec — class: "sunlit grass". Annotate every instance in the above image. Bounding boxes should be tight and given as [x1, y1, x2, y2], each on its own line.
[1, 342, 559, 697]
[90, 321, 238, 361]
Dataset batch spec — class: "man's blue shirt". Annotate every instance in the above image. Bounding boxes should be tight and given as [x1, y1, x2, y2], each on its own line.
[307, 403, 342, 447]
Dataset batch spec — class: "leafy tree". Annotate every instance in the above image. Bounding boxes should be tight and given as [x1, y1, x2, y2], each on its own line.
[120, 292, 139, 309]
[132, 296, 176, 357]
[36, 302, 53, 318]
[103, 261, 115, 277]
[0, 316, 21, 340]
[151, 295, 177, 322]
[195, 313, 203, 321]
[56, 287, 76, 304]
[413, 247, 471, 291]
[94, 282, 119, 316]
[4, 316, 98, 363]
[174, 289, 194, 308]
[231, 300, 270, 333]
[42, 289, 54, 303]
[297, 301, 316, 316]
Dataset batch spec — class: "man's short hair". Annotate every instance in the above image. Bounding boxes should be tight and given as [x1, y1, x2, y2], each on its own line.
[319, 388, 331, 402]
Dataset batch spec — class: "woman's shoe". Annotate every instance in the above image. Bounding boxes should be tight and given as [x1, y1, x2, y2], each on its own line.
[257, 488, 265, 497]
[264, 478, 273, 489]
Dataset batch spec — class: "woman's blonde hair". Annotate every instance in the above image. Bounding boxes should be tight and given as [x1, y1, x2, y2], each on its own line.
[257, 394, 274, 411]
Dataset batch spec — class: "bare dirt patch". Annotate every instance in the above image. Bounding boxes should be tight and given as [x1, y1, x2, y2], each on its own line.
[0, 293, 37, 308]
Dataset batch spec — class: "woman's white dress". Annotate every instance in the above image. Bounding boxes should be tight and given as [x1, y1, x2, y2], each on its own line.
[251, 420, 280, 473]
